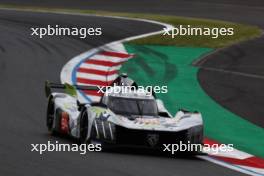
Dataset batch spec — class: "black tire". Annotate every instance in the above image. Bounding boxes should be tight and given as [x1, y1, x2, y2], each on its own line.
[46, 96, 55, 134]
[79, 110, 89, 144]
[183, 125, 204, 155]
[193, 125, 204, 145]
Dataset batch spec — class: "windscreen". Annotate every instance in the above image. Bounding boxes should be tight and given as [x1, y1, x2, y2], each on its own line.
[108, 97, 158, 116]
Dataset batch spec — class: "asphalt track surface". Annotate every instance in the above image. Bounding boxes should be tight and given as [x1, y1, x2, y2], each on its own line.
[1, 0, 263, 127]
[0, 9, 249, 176]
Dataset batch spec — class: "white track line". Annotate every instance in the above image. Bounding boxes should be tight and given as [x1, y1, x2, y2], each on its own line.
[198, 156, 263, 176]
[76, 72, 118, 81]
[87, 56, 128, 63]
[79, 63, 122, 72]
[201, 67, 264, 80]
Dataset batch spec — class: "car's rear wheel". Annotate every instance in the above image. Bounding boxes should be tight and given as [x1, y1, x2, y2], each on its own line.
[46, 96, 55, 134]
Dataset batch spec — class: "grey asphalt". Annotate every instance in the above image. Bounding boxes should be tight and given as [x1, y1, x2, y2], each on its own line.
[0, 9, 248, 176]
[1, 0, 264, 27]
[196, 36, 264, 128]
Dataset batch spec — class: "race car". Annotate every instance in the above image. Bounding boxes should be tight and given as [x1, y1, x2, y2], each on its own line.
[45, 76, 204, 150]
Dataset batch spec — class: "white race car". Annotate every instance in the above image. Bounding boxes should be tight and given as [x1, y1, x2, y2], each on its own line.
[45, 78, 203, 150]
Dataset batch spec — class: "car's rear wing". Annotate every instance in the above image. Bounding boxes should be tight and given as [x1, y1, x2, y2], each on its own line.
[45, 80, 99, 98]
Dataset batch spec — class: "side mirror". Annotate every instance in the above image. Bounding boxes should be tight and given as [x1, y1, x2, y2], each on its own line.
[158, 111, 170, 117]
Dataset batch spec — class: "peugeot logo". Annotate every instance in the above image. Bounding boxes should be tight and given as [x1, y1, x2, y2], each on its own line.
[146, 134, 159, 147]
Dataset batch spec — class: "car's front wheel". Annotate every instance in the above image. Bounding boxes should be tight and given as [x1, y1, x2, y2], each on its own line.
[79, 110, 89, 144]
[183, 125, 204, 154]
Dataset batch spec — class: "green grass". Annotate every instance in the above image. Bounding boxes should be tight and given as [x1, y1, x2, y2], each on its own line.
[0, 4, 262, 48]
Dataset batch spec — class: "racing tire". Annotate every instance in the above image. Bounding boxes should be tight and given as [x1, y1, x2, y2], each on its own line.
[182, 125, 204, 155]
[79, 109, 89, 144]
[46, 96, 55, 134]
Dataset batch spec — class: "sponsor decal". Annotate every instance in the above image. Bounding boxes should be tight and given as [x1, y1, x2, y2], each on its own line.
[146, 133, 159, 147]
[135, 118, 160, 125]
